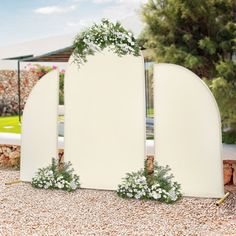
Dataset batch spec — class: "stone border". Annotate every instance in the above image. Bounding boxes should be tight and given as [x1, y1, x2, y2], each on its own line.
[0, 144, 64, 169]
[223, 160, 236, 185]
[1, 146, 235, 188]
[0, 145, 20, 168]
[147, 156, 236, 187]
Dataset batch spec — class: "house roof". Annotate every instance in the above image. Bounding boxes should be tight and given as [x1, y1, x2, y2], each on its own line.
[0, 34, 75, 60]
[0, 34, 75, 69]
[21, 46, 75, 63]
[3, 45, 153, 64]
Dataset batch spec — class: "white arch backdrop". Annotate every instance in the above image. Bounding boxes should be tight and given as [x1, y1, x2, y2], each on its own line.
[154, 64, 224, 198]
[20, 70, 59, 181]
[19, 57, 224, 198]
[64, 50, 146, 190]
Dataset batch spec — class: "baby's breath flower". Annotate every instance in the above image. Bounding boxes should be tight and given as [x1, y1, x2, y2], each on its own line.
[32, 158, 80, 192]
[73, 19, 140, 67]
[117, 161, 182, 203]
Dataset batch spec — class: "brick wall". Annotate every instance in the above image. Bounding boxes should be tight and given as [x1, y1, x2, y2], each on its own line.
[224, 160, 236, 185]
[0, 145, 64, 169]
[0, 70, 38, 116]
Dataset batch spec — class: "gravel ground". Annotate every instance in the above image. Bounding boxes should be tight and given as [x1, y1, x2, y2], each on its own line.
[0, 170, 235, 236]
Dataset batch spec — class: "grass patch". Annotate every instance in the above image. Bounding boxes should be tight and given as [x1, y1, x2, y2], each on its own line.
[147, 108, 154, 117]
[0, 116, 21, 134]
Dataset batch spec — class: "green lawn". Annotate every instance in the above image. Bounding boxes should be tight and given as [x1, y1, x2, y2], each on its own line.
[147, 108, 154, 117]
[0, 116, 21, 134]
[0, 112, 154, 135]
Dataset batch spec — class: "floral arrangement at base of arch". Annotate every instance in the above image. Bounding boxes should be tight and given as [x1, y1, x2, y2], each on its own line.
[32, 158, 80, 192]
[117, 161, 182, 204]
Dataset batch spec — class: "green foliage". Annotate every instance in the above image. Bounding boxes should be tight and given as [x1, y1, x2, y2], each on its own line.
[32, 158, 80, 192]
[140, 0, 236, 80]
[216, 60, 236, 82]
[73, 19, 140, 66]
[117, 161, 182, 203]
[59, 73, 64, 104]
[222, 131, 236, 144]
[205, 77, 236, 143]
[141, 0, 236, 142]
[205, 78, 236, 126]
[59, 90, 64, 105]
[59, 72, 64, 105]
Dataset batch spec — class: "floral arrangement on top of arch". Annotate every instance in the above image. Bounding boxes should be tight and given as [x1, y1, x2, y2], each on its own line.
[73, 19, 141, 66]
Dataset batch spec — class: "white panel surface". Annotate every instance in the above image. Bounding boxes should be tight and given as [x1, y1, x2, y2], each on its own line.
[65, 51, 145, 190]
[154, 64, 224, 198]
[20, 70, 59, 182]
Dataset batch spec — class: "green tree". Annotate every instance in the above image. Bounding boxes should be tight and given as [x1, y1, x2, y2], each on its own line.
[140, 0, 236, 142]
[140, 0, 236, 79]
[205, 78, 236, 143]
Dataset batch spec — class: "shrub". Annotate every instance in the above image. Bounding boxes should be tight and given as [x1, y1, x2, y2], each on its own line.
[117, 161, 182, 203]
[222, 131, 236, 144]
[32, 158, 80, 192]
[205, 77, 236, 144]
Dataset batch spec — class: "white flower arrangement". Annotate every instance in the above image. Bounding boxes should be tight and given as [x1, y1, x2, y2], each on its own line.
[117, 161, 182, 203]
[32, 158, 80, 192]
[73, 19, 140, 66]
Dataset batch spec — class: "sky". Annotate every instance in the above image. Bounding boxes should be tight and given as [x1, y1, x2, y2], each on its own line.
[0, 0, 148, 47]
